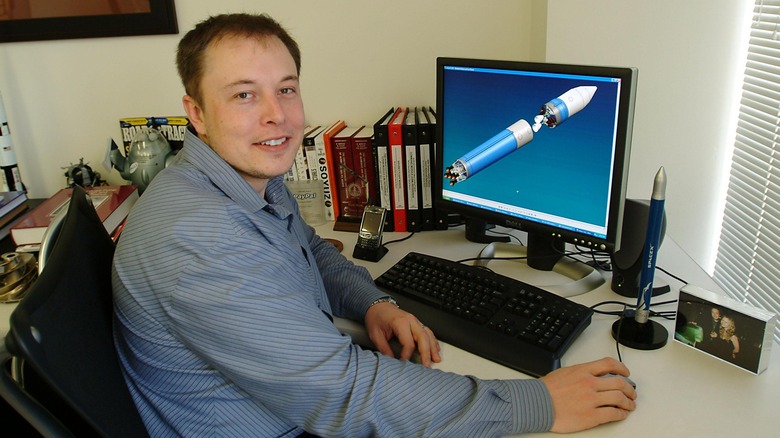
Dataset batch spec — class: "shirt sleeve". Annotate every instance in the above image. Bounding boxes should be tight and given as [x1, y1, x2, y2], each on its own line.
[160, 201, 554, 437]
[301, 221, 388, 321]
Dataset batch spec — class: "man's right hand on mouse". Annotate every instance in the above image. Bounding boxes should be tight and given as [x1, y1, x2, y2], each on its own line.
[540, 357, 637, 433]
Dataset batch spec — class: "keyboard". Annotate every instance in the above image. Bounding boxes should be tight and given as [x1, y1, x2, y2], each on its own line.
[374, 252, 593, 377]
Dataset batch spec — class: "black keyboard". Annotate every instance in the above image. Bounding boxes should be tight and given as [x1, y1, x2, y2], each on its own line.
[374, 252, 593, 377]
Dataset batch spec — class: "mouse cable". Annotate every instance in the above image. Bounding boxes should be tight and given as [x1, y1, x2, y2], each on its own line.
[613, 303, 628, 363]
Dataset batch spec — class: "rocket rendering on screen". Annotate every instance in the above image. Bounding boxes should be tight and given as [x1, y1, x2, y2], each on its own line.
[444, 86, 597, 186]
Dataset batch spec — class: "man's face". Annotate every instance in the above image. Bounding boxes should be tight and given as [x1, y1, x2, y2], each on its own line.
[183, 34, 305, 194]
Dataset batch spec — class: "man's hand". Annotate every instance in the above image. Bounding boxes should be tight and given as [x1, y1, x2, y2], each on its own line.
[364, 302, 442, 367]
[540, 357, 637, 433]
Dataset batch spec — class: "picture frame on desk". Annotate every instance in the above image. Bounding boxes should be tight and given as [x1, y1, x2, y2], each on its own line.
[674, 284, 777, 375]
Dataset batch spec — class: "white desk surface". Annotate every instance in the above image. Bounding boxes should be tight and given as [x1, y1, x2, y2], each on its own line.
[317, 224, 780, 438]
[2, 223, 778, 437]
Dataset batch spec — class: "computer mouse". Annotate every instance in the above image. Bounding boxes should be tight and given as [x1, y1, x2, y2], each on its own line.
[600, 373, 637, 389]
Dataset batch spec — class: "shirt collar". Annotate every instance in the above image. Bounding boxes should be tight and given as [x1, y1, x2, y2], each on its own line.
[177, 128, 293, 219]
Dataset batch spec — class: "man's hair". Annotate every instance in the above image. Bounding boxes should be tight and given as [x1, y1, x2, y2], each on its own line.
[176, 13, 301, 105]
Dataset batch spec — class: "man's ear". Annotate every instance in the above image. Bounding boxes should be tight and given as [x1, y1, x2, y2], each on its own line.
[183, 95, 206, 136]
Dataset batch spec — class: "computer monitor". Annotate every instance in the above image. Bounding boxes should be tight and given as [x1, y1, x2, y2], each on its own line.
[435, 57, 638, 295]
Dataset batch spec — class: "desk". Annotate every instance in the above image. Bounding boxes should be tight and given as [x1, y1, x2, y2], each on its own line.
[2, 223, 779, 436]
[318, 224, 780, 438]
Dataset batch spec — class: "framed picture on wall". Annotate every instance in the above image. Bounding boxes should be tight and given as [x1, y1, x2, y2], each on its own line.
[0, 0, 178, 43]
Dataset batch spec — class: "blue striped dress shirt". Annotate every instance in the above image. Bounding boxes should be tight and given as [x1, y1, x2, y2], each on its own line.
[112, 130, 554, 437]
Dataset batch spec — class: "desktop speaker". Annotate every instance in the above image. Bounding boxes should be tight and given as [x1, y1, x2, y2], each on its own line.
[610, 198, 668, 298]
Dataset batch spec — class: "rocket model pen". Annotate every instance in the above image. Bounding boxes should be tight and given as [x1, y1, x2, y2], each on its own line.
[635, 167, 667, 324]
[445, 86, 597, 185]
[0, 91, 25, 192]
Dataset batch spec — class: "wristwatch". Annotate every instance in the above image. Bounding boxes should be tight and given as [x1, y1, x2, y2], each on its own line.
[370, 296, 399, 308]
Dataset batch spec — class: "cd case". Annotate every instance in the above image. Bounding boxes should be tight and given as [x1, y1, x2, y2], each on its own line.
[674, 285, 777, 375]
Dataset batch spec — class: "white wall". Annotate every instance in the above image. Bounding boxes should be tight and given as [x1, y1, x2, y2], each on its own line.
[1, 0, 749, 272]
[0, 0, 537, 199]
[546, 0, 753, 272]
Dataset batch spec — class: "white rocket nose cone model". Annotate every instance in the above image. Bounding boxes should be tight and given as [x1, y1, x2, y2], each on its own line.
[445, 86, 597, 185]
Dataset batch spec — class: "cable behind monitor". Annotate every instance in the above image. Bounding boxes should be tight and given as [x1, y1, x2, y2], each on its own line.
[474, 242, 605, 297]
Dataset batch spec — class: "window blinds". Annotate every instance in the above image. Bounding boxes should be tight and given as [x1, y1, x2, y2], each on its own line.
[714, 0, 780, 343]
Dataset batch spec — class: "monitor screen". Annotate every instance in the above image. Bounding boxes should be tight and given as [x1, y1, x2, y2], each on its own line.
[435, 58, 637, 271]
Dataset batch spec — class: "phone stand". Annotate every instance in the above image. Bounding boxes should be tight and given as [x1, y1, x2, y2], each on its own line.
[353, 244, 388, 262]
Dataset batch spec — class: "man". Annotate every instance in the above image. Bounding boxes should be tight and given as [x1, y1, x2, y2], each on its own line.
[709, 307, 722, 339]
[112, 13, 636, 437]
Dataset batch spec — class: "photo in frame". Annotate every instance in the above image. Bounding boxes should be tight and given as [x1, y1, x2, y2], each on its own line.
[674, 284, 777, 375]
[0, 0, 177, 43]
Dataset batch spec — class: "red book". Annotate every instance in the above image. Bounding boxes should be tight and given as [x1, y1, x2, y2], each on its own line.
[388, 107, 408, 232]
[10, 185, 139, 246]
[331, 126, 362, 219]
[321, 121, 346, 220]
[351, 127, 376, 215]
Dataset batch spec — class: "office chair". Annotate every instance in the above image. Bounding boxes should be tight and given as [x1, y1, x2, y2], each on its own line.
[0, 185, 148, 437]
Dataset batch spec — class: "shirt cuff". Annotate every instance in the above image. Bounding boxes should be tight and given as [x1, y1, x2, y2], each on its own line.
[505, 378, 554, 433]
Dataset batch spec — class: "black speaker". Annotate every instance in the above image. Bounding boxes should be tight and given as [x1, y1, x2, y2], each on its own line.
[610, 198, 669, 298]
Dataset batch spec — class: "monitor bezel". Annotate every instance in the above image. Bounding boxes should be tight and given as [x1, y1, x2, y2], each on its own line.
[434, 57, 638, 256]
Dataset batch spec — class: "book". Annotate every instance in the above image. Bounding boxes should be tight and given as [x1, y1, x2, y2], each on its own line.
[286, 125, 317, 181]
[299, 125, 323, 181]
[0, 203, 31, 243]
[331, 126, 363, 219]
[389, 107, 408, 232]
[119, 116, 190, 155]
[303, 126, 328, 180]
[118, 117, 153, 155]
[403, 108, 421, 232]
[416, 107, 435, 231]
[317, 121, 346, 221]
[351, 127, 377, 215]
[10, 185, 139, 246]
[427, 107, 448, 230]
[0, 202, 28, 231]
[152, 116, 189, 154]
[0, 191, 28, 223]
[373, 108, 397, 232]
[0, 191, 29, 241]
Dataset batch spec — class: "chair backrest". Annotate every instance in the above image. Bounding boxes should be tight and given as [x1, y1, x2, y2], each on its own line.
[1, 185, 147, 437]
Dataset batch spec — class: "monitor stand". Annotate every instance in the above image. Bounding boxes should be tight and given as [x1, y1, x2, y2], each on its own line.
[474, 242, 605, 298]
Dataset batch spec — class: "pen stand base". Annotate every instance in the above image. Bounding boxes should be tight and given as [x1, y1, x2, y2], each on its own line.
[611, 317, 668, 350]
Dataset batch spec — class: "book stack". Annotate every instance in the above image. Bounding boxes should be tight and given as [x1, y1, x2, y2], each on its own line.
[10, 185, 139, 247]
[0, 190, 29, 241]
[287, 106, 448, 233]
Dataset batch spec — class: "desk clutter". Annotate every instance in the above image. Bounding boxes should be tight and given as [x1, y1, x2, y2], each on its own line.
[113, 109, 443, 233]
[9, 185, 139, 248]
[283, 107, 446, 234]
